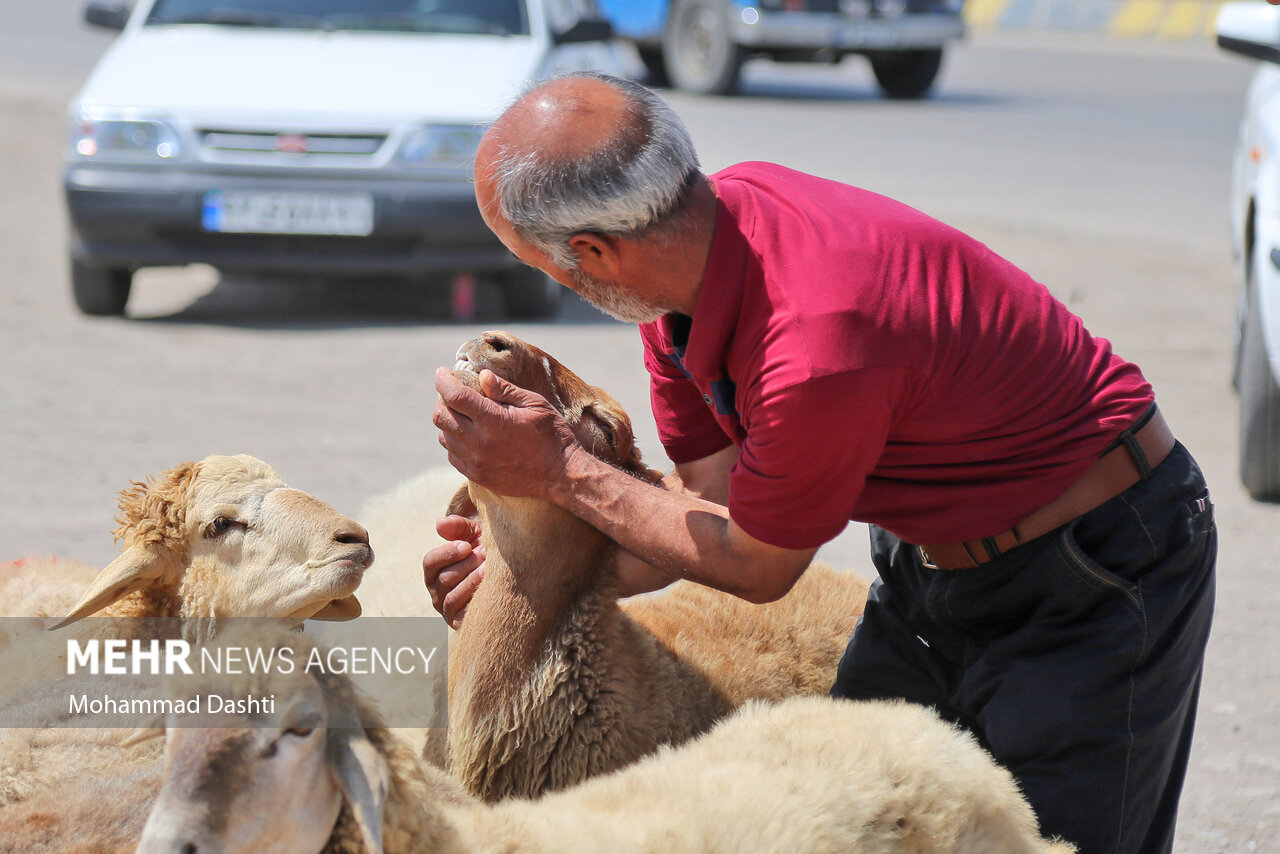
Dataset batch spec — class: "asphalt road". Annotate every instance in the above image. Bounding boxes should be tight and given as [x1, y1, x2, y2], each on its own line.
[0, 4, 1275, 850]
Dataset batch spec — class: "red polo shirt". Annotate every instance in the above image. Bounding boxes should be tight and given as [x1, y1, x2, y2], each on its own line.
[639, 162, 1153, 550]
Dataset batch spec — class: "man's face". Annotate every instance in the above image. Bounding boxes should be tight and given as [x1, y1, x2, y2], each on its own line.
[474, 153, 668, 324]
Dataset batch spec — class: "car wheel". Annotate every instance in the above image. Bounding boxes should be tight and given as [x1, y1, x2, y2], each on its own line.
[869, 49, 944, 100]
[663, 0, 744, 96]
[1232, 258, 1249, 392]
[501, 269, 563, 320]
[1238, 266, 1280, 500]
[71, 259, 132, 316]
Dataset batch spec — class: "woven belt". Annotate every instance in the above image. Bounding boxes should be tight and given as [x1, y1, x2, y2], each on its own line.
[916, 407, 1176, 570]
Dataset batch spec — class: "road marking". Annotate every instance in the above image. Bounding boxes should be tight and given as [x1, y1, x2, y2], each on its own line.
[968, 0, 1225, 41]
[965, 0, 1012, 30]
[1111, 0, 1166, 38]
[1157, 0, 1225, 40]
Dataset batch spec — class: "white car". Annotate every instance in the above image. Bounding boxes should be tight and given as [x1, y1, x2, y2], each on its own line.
[1218, 1, 1280, 499]
[64, 0, 623, 318]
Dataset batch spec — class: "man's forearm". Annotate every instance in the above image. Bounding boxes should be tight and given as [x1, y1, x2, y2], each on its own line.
[549, 447, 811, 603]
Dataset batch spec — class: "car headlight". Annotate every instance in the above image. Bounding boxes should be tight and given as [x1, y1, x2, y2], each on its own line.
[69, 109, 183, 160]
[397, 124, 487, 172]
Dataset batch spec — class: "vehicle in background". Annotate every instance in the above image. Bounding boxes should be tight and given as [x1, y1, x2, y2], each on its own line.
[64, 0, 620, 319]
[1218, 1, 1280, 499]
[596, 0, 965, 97]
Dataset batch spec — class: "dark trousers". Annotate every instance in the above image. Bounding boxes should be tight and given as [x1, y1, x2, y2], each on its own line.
[830, 443, 1216, 854]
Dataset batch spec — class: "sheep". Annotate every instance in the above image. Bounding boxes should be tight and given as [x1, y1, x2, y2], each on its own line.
[440, 330, 871, 801]
[356, 466, 466, 619]
[0, 556, 100, 620]
[131, 639, 1076, 854]
[0, 453, 373, 702]
[2, 454, 371, 627]
[0, 759, 162, 853]
[0, 453, 375, 807]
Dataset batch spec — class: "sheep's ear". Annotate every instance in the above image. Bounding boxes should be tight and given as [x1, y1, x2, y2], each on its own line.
[445, 483, 476, 518]
[327, 719, 389, 854]
[312, 595, 362, 621]
[112, 461, 199, 546]
[49, 544, 164, 630]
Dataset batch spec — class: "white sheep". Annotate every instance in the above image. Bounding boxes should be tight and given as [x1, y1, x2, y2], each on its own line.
[0, 453, 375, 807]
[131, 640, 1076, 854]
[0, 556, 99, 620]
[357, 465, 466, 619]
[2, 454, 371, 626]
[440, 331, 871, 801]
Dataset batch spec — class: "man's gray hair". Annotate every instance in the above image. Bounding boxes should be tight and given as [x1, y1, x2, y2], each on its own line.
[491, 71, 701, 269]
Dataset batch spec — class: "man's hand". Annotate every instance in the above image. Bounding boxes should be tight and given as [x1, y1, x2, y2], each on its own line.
[433, 367, 582, 498]
[423, 514, 485, 628]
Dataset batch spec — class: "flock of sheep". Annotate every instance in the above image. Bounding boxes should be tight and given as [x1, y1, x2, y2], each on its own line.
[0, 330, 1075, 853]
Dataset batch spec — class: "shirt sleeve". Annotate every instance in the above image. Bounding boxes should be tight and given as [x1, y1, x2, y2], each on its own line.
[639, 325, 734, 464]
[728, 367, 915, 551]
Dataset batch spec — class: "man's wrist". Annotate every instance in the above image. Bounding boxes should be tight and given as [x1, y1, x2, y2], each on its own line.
[547, 443, 598, 510]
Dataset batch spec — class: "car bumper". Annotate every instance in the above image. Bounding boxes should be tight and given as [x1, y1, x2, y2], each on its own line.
[64, 164, 513, 277]
[732, 11, 966, 51]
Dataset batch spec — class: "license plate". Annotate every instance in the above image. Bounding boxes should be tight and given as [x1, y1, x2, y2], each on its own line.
[835, 22, 905, 49]
[202, 191, 374, 236]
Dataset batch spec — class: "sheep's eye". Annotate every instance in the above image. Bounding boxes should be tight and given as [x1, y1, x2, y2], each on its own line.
[264, 725, 316, 757]
[204, 516, 242, 539]
[583, 407, 615, 448]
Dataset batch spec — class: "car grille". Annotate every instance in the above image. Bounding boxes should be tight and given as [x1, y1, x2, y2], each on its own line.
[197, 129, 388, 160]
[796, 0, 957, 13]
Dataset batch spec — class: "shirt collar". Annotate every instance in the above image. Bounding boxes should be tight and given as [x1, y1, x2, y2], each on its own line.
[659, 179, 750, 379]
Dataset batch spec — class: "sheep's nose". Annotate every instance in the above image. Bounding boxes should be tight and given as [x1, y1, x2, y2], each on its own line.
[180, 843, 198, 854]
[481, 331, 512, 352]
[335, 524, 370, 548]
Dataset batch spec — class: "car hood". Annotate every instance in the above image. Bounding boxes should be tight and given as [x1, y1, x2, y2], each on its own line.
[73, 26, 545, 127]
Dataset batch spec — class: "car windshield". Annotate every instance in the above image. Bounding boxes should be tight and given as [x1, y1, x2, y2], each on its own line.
[145, 0, 530, 36]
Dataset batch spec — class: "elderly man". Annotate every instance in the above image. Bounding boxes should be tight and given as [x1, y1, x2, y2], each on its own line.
[428, 72, 1215, 854]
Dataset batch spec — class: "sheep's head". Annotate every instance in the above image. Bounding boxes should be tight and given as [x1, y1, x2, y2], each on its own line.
[134, 646, 390, 854]
[52, 455, 372, 628]
[451, 330, 658, 481]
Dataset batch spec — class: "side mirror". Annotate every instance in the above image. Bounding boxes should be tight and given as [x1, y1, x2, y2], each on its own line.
[84, 2, 131, 31]
[1217, 1, 1280, 64]
[553, 16, 615, 44]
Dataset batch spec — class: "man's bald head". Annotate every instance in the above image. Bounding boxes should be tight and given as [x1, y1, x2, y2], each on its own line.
[489, 75, 637, 165]
[476, 72, 700, 270]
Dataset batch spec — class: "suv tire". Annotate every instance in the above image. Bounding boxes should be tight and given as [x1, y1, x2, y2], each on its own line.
[870, 49, 944, 100]
[663, 0, 744, 96]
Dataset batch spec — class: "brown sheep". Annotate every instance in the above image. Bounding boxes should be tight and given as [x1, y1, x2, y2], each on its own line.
[444, 331, 871, 801]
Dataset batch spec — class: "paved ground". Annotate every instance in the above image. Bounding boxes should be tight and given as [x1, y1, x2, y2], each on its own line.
[0, 5, 1276, 850]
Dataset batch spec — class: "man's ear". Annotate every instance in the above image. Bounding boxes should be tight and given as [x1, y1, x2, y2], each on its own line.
[568, 231, 623, 278]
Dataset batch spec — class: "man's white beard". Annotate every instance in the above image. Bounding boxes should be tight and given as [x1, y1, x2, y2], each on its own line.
[571, 268, 667, 325]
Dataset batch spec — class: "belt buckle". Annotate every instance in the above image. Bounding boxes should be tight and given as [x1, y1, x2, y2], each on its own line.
[917, 545, 940, 570]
